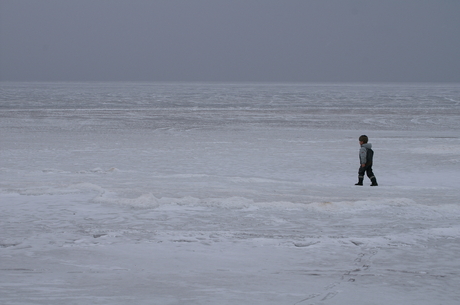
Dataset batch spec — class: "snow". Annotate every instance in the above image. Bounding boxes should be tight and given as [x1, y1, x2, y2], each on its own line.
[1, 82, 460, 304]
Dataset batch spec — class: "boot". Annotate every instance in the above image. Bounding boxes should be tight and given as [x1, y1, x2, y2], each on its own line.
[355, 178, 363, 186]
[370, 177, 378, 186]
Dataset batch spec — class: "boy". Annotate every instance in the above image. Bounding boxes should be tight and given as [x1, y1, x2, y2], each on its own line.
[355, 135, 378, 186]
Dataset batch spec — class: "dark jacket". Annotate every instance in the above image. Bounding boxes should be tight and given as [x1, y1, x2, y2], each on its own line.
[359, 143, 373, 165]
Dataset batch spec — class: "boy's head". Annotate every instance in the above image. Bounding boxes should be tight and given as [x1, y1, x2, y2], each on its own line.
[359, 135, 368, 143]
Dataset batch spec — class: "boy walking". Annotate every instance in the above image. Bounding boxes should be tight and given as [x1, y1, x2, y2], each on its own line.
[355, 135, 378, 186]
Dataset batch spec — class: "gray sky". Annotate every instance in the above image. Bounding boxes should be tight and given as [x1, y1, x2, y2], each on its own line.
[1, 0, 459, 82]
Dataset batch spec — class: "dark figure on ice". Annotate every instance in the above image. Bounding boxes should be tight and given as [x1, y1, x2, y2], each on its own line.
[355, 135, 378, 186]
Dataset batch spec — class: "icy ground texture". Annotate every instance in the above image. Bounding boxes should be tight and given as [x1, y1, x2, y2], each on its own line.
[1, 83, 460, 304]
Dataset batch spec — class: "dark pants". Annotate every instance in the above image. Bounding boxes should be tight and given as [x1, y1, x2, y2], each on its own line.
[358, 164, 376, 181]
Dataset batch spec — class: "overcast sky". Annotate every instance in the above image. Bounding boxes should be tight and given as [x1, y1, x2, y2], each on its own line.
[1, 0, 459, 82]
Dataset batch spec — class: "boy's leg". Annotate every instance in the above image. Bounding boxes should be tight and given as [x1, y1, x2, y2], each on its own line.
[355, 167, 365, 185]
[366, 166, 378, 186]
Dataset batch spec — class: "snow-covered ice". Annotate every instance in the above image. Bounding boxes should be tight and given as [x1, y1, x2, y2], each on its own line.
[1, 82, 460, 304]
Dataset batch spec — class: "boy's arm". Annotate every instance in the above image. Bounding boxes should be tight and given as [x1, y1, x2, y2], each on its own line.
[359, 147, 367, 166]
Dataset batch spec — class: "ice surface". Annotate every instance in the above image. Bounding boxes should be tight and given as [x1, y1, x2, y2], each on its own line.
[1, 82, 460, 304]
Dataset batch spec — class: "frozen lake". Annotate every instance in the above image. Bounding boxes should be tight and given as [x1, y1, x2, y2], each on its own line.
[1, 82, 460, 304]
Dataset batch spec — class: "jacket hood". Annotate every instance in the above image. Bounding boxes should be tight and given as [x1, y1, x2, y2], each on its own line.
[361, 143, 372, 149]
